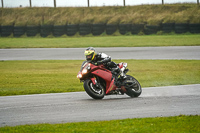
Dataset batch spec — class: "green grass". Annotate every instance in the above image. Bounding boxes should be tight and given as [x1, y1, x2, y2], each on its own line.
[0, 34, 200, 48]
[0, 60, 199, 96]
[0, 115, 199, 132]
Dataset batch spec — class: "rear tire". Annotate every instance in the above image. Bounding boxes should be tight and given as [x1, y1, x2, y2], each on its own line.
[84, 79, 105, 99]
[125, 75, 142, 98]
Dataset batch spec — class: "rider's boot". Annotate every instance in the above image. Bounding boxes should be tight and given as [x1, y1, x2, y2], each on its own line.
[111, 67, 121, 87]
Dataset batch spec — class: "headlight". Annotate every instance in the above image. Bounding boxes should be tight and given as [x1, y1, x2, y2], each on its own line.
[82, 69, 88, 74]
[77, 73, 82, 78]
[77, 63, 91, 79]
[82, 64, 90, 74]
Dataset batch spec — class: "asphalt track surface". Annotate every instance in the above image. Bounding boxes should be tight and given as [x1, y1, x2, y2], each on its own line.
[0, 46, 200, 60]
[0, 84, 200, 127]
[0, 46, 200, 127]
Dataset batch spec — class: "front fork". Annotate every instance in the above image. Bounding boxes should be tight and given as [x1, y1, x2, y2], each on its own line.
[90, 77, 101, 88]
[90, 77, 116, 94]
[90, 77, 97, 85]
[90, 76, 127, 95]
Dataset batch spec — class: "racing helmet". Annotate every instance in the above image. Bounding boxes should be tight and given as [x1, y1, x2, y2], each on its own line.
[84, 47, 96, 61]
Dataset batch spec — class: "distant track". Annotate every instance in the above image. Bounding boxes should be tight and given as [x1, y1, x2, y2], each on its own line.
[0, 46, 200, 60]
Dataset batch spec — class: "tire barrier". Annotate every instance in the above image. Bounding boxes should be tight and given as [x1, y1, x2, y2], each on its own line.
[67, 24, 79, 36]
[161, 23, 175, 33]
[175, 23, 189, 34]
[119, 24, 131, 35]
[79, 24, 91, 35]
[144, 25, 161, 35]
[1, 25, 13, 37]
[92, 24, 105, 35]
[40, 25, 53, 37]
[13, 26, 26, 37]
[189, 24, 200, 34]
[26, 25, 40, 37]
[106, 24, 118, 35]
[53, 25, 67, 37]
[131, 24, 144, 34]
[0, 23, 199, 37]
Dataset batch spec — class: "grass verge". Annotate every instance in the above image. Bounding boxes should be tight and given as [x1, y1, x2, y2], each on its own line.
[0, 4, 200, 25]
[0, 115, 199, 132]
[0, 60, 199, 96]
[0, 34, 200, 48]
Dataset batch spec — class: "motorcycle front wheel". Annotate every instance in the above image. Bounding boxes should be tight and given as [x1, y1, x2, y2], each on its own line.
[84, 79, 105, 99]
[124, 75, 142, 98]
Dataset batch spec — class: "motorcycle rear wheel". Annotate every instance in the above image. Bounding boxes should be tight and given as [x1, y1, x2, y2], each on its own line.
[84, 79, 105, 99]
[125, 75, 142, 97]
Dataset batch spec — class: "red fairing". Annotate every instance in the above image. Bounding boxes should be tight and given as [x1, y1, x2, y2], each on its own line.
[92, 69, 112, 82]
[106, 79, 117, 94]
[90, 64, 118, 94]
[91, 64, 112, 90]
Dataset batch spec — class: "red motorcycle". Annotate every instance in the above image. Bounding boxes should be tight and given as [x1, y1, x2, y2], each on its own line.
[77, 61, 142, 99]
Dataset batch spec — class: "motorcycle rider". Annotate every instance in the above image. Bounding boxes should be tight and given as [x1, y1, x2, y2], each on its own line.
[84, 47, 121, 85]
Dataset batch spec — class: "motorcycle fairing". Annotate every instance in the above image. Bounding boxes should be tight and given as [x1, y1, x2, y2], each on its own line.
[91, 69, 112, 90]
[106, 79, 117, 94]
[91, 69, 120, 94]
[91, 69, 112, 81]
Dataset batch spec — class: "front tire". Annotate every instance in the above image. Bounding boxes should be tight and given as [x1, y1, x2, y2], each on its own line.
[124, 75, 142, 98]
[84, 79, 105, 99]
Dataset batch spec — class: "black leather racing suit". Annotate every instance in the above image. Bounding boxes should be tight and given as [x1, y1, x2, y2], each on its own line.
[89, 52, 121, 86]
[92, 53, 119, 73]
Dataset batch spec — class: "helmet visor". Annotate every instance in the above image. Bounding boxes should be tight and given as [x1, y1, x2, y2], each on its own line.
[86, 55, 92, 60]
